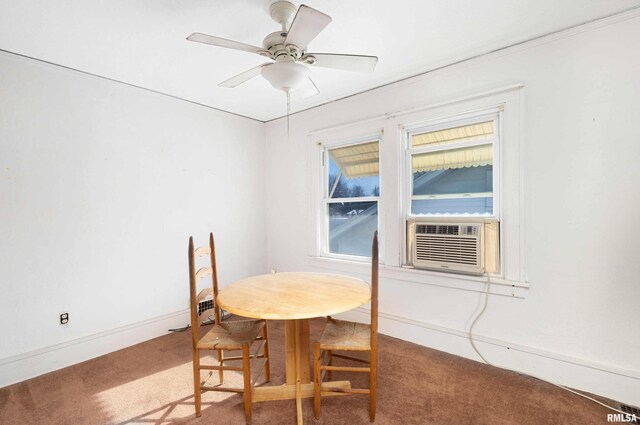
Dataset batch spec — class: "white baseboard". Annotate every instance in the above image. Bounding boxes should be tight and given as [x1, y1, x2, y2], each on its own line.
[3, 306, 638, 407]
[0, 309, 190, 389]
[335, 308, 640, 407]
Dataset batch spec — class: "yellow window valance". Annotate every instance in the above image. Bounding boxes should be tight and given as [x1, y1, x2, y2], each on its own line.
[412, 144, 493, 172]
[412, 121, 494, 148]
[329, 140, 379, 179]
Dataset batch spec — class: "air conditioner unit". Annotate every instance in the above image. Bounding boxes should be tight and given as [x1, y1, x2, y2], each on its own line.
[407, 218, 499, 275]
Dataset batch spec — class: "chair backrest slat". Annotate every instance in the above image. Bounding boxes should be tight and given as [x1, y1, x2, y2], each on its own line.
[195, 266, 213, 280]
[195, 246, 211, 257]
[196, 287, 212, 304]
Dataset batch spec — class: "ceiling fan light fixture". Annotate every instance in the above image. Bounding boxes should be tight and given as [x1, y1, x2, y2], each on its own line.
[261, 61, 310, 92]
[187, 2, 377, 97]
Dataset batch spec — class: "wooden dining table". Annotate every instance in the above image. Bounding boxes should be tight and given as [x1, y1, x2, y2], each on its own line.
[217, 272, 371, 425]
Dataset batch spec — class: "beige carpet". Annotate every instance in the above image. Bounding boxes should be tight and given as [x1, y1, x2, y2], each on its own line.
[0, 318, 618, 424]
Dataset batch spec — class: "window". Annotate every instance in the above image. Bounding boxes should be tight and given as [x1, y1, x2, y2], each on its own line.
[407, 115, 498, 217]
[310, 85, 524, 287]
[322, 139, 380, 258]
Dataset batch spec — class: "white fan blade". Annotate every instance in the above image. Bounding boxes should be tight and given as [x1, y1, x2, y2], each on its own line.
[294, 77, 320, 99]
[187, 32, 263, 55]
[306, 53, 378, 73]
[219, 63, 271, 88]
[283, 5, 332, 50]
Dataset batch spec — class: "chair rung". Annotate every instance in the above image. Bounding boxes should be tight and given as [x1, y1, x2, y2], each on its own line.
[220, 356, 243, 363]
[200, 364, 243, 372]
[201, 385, 244, 393]
[321, 365, 370, 373]
[322, 387, 370, 395]
[219, 353, 265, 363]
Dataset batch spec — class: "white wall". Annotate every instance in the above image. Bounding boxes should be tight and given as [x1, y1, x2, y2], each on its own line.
[264, 13, 640, 404]
[0, 52, 266, 385]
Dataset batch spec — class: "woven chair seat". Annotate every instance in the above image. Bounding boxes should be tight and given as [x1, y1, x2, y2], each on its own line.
[319, 318, 371, 351]
[198, 319, 265, 350]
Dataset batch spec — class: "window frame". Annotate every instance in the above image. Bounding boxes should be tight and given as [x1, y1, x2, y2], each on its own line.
[404, 109, 501, 219]
[319, 135, 382, 262]
[307, 84, 525, 291]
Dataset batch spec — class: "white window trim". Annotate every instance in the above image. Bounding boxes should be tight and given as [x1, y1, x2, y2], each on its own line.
[307, 84, 526, 293]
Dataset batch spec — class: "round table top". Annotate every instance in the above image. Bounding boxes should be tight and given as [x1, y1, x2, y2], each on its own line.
[217, 272, 371, 320]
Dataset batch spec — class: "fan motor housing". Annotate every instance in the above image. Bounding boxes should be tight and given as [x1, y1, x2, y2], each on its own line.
[263, 31, 287, 50]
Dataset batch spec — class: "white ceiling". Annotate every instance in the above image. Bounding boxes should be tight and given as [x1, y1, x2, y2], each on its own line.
[1, 0, 639, 122]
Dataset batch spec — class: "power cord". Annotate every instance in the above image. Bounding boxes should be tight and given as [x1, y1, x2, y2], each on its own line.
[468, 275, 629, 416]
[468, 275, 492, 365]
[168, 309, 230, 332]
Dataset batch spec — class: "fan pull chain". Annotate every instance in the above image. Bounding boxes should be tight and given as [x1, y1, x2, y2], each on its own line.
[286, 89, 291, 137]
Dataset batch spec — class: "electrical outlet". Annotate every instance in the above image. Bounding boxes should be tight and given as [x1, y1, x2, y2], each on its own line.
[60, 313, 69, 325]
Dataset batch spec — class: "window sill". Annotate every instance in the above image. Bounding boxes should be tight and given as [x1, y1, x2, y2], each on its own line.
[307, 256, 529, 298]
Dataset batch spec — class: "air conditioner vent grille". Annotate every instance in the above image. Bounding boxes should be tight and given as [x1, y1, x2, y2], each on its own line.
[620, 404, 640, 417]
[415, 235, 479, 265]
[416, 224, 460, 235]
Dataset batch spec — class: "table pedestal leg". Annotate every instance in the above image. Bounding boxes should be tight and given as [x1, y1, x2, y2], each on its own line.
[294, 320, 303, 425]
[285, 320, 310, 384]
[286, 319, 309, 425]
[251, 319, 350, 423]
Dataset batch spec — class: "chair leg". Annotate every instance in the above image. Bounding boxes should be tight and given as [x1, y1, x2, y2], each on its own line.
[242, 343, 252, 425]
[217, 349, 224, 383]
[313, 342, 321, 419]
[262, 322, 271, 383]
[326, 350, 333, 380]
[369, 349, 377, 422]
[192, 349, 202, 417]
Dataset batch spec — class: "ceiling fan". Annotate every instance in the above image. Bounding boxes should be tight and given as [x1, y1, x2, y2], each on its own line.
[186, 1, 378, 97]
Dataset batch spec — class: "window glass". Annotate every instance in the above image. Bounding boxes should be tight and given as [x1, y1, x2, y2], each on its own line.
[324, 140, 380, 257]
[328, 141, 380, 198]
[413, 165, 493, 196]
[328, 201, 378, 256]
[409, 120, 495, 216]
[412, 197, 493, 215]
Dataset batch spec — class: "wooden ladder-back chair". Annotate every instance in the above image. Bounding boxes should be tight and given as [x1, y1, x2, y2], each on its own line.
[188, 233, 270, 424]
[314, 231, 379, 422]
